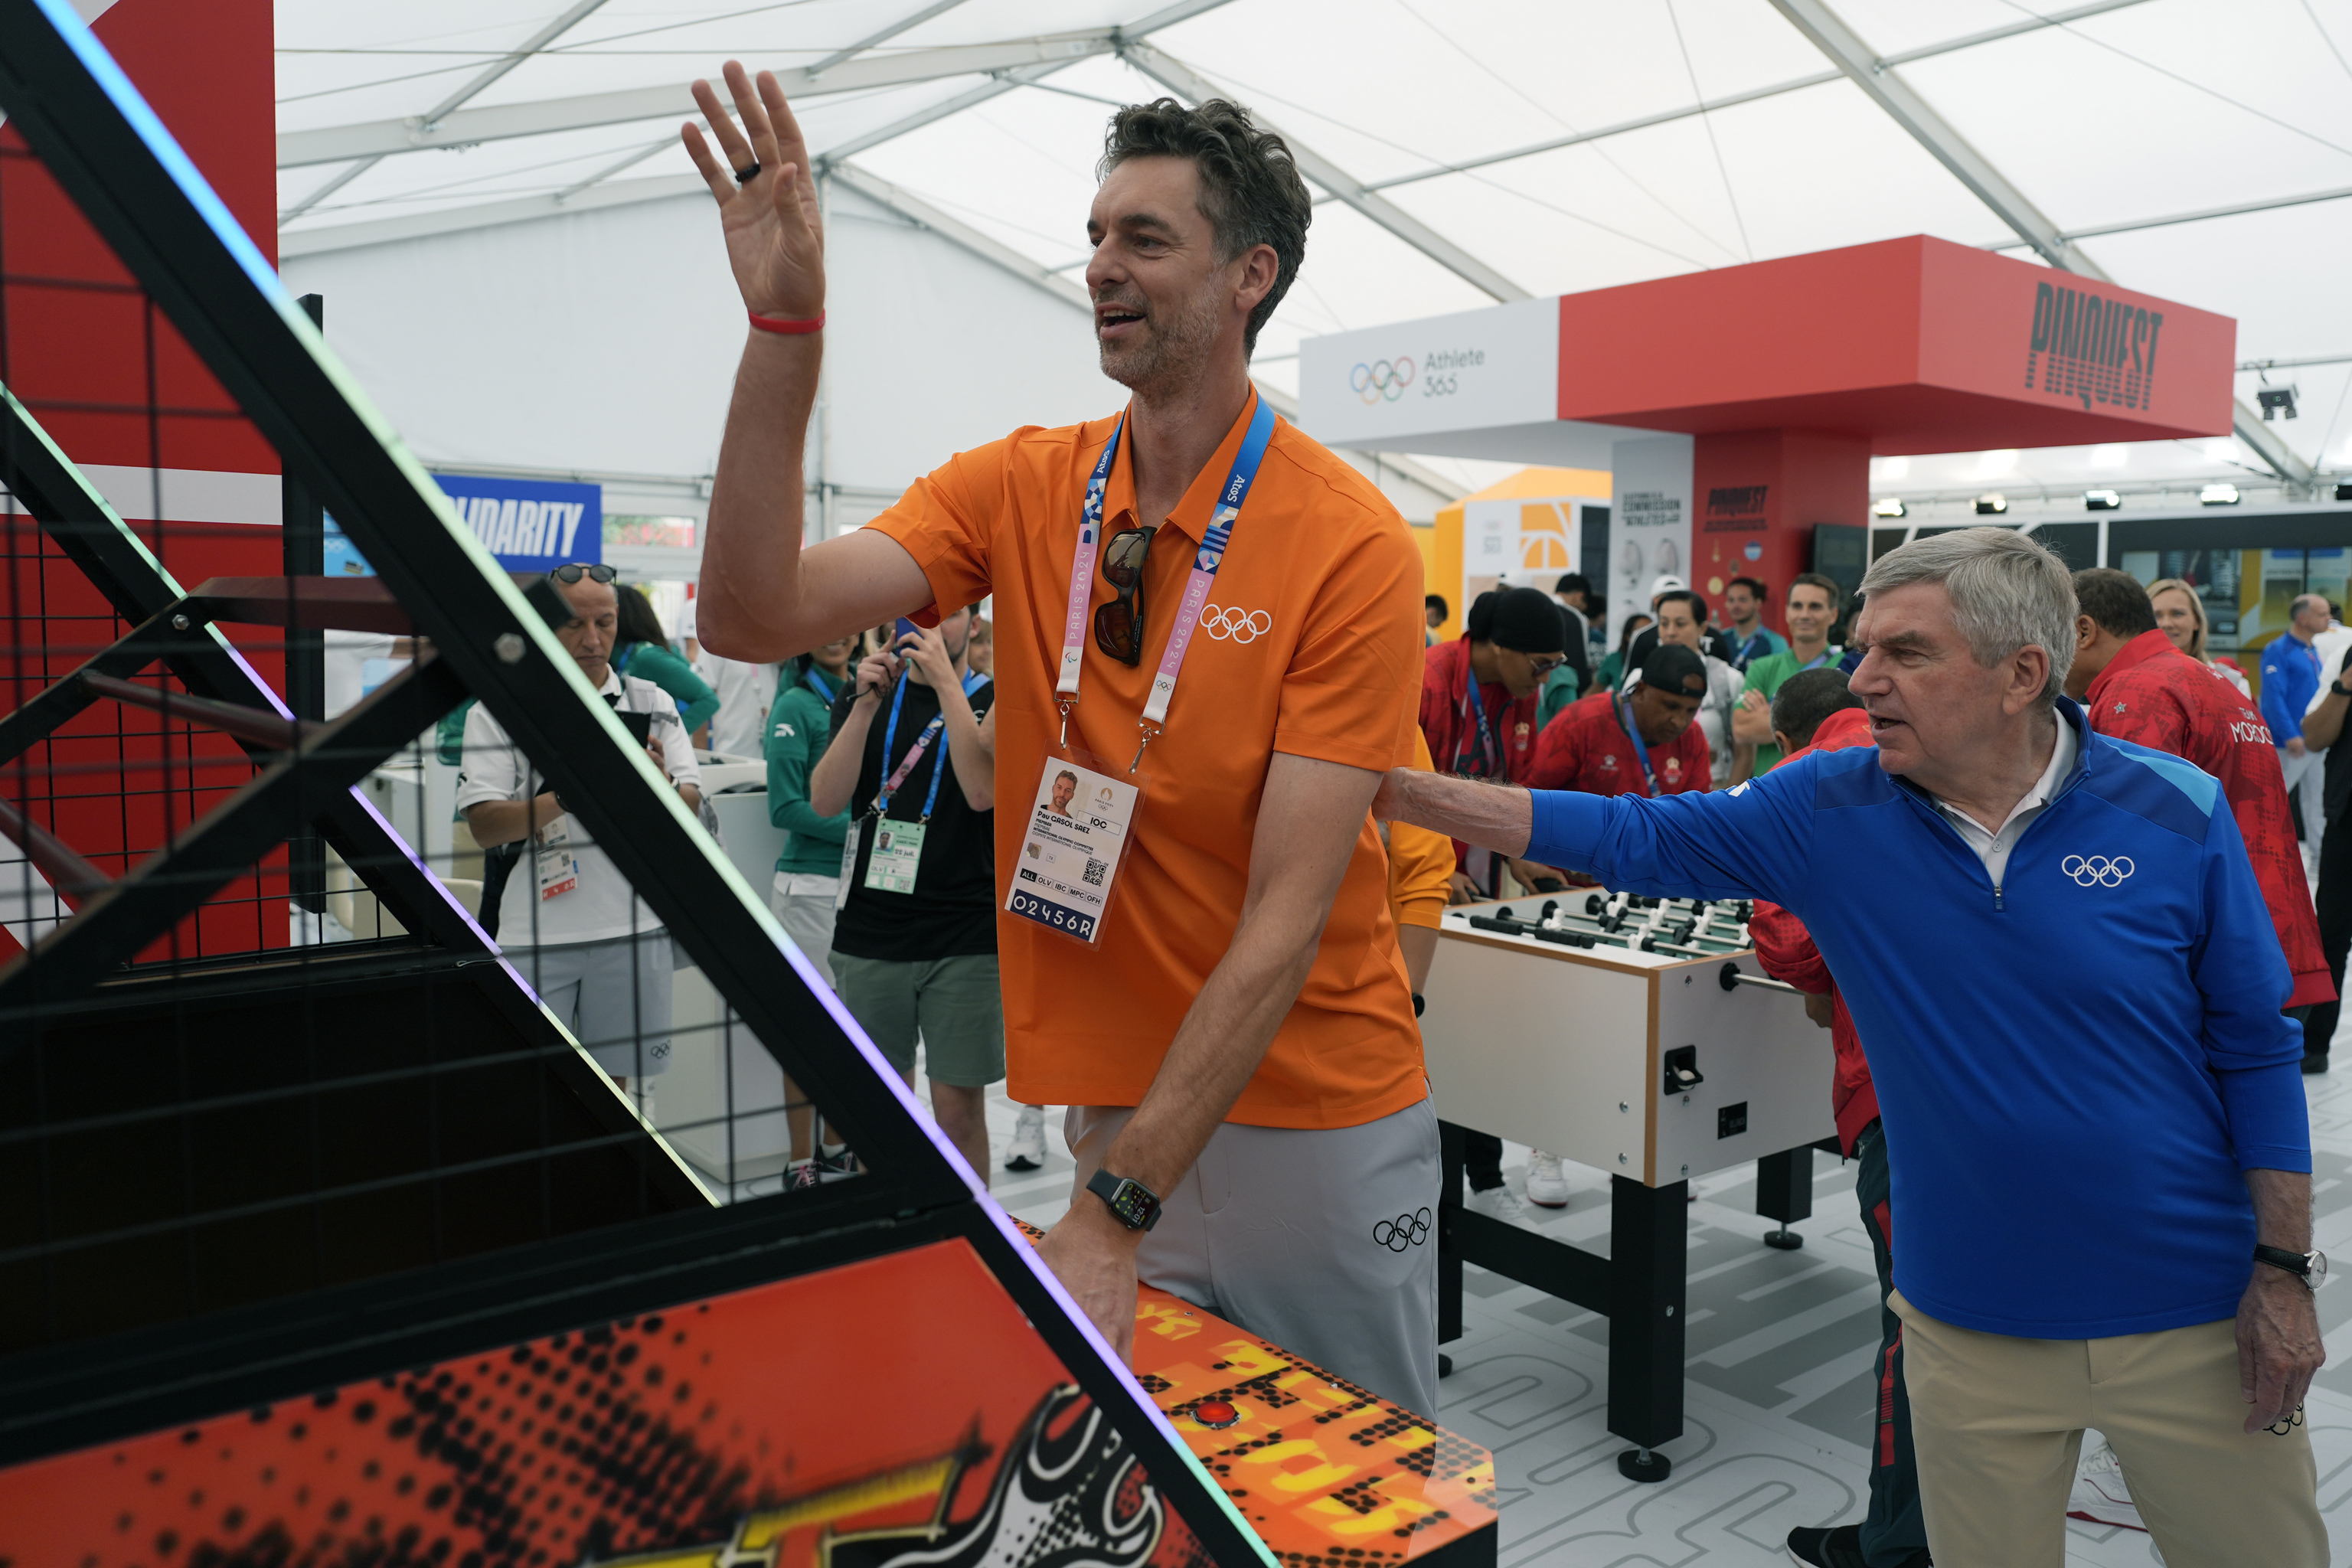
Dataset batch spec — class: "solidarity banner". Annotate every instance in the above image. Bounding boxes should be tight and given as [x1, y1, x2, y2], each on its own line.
[323, 474, 603, 577]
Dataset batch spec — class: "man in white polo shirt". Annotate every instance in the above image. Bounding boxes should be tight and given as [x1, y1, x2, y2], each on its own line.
[459, 564, 704, 1089]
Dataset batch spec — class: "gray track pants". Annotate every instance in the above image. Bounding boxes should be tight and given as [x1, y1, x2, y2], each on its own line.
[1066, 1096, 1440, 1419]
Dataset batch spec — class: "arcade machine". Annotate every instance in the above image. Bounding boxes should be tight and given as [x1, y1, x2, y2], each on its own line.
[0, 5, 1494, 1565]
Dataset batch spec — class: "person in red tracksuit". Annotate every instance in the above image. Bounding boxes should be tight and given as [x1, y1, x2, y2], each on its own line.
[1743, 671, 1928, 1568]
[1528, 642, 1712, 797]
[2066, 571, 2337, 1064]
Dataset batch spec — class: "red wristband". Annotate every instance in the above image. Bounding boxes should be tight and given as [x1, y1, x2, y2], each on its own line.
[748, 309, 825, 335]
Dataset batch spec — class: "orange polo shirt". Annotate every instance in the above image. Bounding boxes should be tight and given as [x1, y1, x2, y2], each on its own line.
[867, 390, 1426, 1129]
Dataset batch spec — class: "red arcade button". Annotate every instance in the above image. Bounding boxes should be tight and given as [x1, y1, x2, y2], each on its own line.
[1191, 1400, 1240, 1429]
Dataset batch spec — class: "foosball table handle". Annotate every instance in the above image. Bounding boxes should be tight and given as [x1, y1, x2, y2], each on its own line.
[1720, 961, 1804, 996]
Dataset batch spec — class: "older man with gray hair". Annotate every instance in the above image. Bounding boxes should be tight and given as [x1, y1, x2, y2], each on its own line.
[1375, 528, 2324, 1568]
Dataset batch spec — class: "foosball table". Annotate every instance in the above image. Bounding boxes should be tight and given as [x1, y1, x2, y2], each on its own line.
[1419, 893, 1841, 1481]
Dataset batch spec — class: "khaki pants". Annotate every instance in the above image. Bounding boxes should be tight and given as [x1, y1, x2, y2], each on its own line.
[1893, 1289, 2325, 1568]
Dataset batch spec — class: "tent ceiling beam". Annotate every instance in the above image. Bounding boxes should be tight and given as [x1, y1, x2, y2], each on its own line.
[279, 34, 1118, 167]
[1769, 0, 2318, 489]
[1982, 181, 2352, 250]
[276, 0, 1236, 169]
[813, 60, 1063, 169]
[1116, 41, 1530, 303]
[281, 0, 618, 220]
[1360, 0, 2151, 194]
[805, 0, 975, 79]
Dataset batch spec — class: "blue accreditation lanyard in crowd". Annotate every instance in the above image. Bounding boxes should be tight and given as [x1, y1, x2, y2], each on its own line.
[1611, 689, 1661, 796]
[860, 668, 985, 897]
[1455, 662, 1501, 777]
[804, 667, 837, 704]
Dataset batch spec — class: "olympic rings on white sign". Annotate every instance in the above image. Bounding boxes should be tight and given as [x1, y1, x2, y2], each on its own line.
[2061, 854, 2135, 887]
[1350, 358, 1416, 404]
[1201, 606, 1272, 642]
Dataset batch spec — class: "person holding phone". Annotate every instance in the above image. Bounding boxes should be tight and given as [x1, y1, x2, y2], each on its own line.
[808, 605, 1001, 1182]
[458, 564, 704, 1099]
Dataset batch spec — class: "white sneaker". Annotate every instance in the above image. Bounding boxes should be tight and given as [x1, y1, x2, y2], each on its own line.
[1465, 1184, 1533, 1225]
[1004, 1104, 1047, 1171]
[1526, 1151, 1571, 1208]
[2067, 1435, 2145, 1531]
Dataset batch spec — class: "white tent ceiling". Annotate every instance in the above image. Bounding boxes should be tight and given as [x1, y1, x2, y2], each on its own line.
[273, 0, 2352, 500]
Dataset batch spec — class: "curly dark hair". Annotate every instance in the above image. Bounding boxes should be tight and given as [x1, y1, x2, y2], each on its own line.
[1099, 97, 1310, 354]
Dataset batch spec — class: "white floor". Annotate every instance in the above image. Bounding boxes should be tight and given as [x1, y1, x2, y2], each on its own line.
[942, 1011, 2352, 1568]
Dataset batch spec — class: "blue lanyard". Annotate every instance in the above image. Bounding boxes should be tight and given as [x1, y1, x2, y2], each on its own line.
[805, 667, 836, 704]
[1455, 656, 1501, 777]
[877, 670, 986, 820]
[1796, 648, 1833, 673]
[1612, 690, 1661, 795]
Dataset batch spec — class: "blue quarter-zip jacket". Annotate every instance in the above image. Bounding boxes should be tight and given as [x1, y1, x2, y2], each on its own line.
[1527, 697, 2307, 1339]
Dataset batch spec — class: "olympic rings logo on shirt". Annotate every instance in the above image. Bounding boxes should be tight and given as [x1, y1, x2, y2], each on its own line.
[1201, 605, 1272, 642]
[2062, 854, 2135, 887]
[1351, 358, 1416, 403]
[1373, 1208, 1432, 1251]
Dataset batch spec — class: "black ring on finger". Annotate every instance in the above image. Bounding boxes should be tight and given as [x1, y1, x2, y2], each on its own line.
[733, 159, 761, 185]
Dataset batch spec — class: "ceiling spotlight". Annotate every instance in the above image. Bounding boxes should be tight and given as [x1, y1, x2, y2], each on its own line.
[2257, 385, 2299, 421]
[2083, 489, 2122, 511]
[1872, 497, 1906, 518]
[1975, 493, 2008, 515]
[2199, 483, 2241, 506]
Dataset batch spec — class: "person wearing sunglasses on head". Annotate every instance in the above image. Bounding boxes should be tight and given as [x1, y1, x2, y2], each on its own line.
[457, 563, 704, 1109]
[684, 74, 1436, 1414]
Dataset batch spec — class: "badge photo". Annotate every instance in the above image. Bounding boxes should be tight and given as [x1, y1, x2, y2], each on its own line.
[1004, 751, 1142, 948]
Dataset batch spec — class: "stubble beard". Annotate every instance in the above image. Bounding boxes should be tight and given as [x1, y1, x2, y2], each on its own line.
[1097, 283, 1223, 401]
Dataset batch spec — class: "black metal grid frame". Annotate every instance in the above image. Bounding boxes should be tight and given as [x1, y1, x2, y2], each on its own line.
[0, 6, 1276, 1561]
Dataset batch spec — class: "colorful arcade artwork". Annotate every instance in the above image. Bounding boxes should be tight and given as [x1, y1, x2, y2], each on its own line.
[0, 1242, 1223, 1568]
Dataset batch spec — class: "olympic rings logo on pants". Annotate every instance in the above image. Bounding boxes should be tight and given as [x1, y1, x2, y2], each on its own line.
[1201, 606, 1272, 642]
[1373, 1208, 1432, 1251]
[1351, 358, 1415, 403]
[2062, 854, 2135, 887]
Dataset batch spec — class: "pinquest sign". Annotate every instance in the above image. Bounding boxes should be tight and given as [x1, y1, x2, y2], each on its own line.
[322, 475, 603, 578]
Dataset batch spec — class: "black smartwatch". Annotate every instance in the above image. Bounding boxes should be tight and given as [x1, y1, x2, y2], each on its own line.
[1086, 1168, 1162, 1232]
[2254, 1243, 2325, 1285]
[2334, 676, 2352, 700]
[1413, 992, 1426, 1018]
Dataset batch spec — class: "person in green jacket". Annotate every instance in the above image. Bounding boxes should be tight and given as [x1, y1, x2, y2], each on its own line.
[766, 634, 858, 985]
[613, 584, 720, 737]
[765, 633, 859, 1187]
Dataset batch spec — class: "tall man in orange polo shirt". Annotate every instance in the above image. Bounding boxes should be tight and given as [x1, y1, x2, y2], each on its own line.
[681, 69, 1435, 1410]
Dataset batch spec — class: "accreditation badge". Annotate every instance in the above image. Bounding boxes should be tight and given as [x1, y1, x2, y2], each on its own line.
[534, 813, 579, 901]
[1004, 749, 1140, 946]
[862, 818, 927, 895]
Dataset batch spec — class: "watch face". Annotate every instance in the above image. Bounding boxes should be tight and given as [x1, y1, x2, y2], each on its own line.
[1110, 1181, 1152, 1227]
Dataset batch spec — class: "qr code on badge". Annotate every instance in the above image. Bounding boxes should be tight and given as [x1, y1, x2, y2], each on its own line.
[1083, 858, 1108, 887]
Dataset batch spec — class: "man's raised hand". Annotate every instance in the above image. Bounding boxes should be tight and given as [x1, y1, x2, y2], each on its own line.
[682, 62, 825, 322]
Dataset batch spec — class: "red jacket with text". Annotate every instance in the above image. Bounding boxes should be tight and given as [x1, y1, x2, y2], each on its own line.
[1746, 705, 1879, 1155]
[1529, 689, 1711, 796]
[2088, 629, 2333, 1008]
